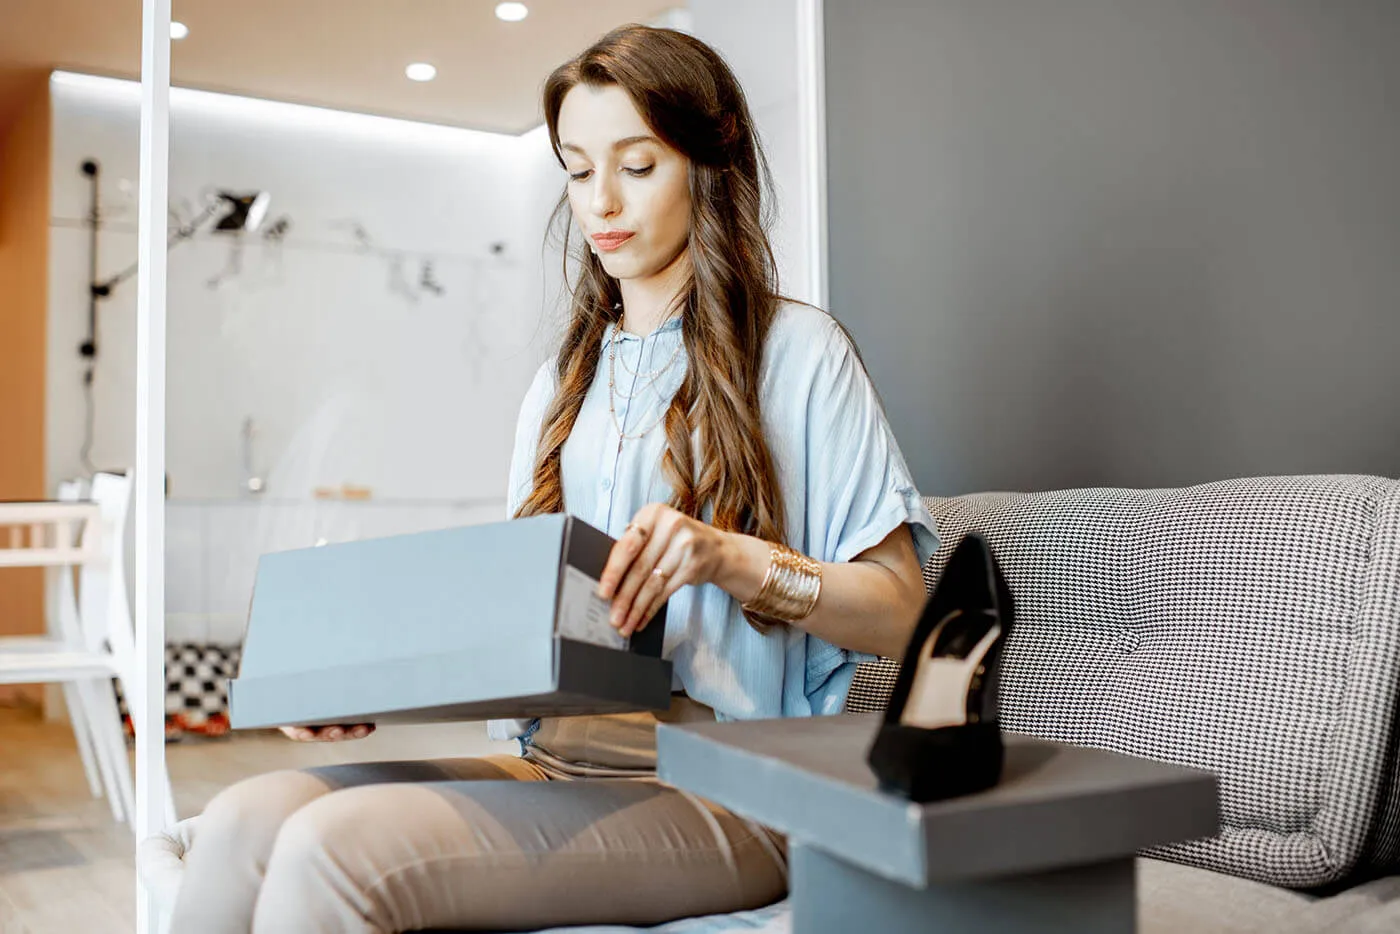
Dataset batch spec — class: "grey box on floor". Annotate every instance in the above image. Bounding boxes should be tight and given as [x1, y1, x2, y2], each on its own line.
[659, 714, 1220, 934]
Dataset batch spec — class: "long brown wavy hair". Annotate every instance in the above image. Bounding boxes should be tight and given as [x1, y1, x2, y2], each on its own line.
[515, 24, 786, 632]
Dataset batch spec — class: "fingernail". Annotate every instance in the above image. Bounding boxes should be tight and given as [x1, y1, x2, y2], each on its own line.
[610, 612, 621, 627]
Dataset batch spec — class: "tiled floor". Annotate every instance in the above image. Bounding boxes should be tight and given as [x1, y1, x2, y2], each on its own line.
[0, 706, 513, 933]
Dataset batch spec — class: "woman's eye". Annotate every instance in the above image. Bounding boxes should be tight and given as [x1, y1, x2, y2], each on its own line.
[568, 169, 593, 182]
[623, 165, 655, 177]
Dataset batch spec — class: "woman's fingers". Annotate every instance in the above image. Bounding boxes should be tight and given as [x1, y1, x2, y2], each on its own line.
[600, 505, 728, 636]
[610, 518, 676, 631]
[278, 723, 375, 742]
[618, 567, 669, 637]
[597, 508, 658, 600]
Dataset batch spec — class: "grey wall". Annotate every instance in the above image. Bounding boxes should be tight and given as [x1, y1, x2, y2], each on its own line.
[825, 0, 1400, 495]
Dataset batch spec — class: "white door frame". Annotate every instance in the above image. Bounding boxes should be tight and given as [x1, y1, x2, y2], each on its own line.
[796, 0, 829, 309]
[135, 0, 171, 931]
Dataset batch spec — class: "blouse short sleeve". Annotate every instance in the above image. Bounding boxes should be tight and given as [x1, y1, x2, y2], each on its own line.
[788, 315, 939, 569]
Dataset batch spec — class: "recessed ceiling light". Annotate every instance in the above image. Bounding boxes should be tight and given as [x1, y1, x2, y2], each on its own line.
[170, 21, 189, 40]
[405, 62, 437, 82]
[495, 2, 529, 22]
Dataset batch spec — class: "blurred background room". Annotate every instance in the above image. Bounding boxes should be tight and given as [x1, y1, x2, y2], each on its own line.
[0, 2, 814, 930]
[4, 1, 1399, 932]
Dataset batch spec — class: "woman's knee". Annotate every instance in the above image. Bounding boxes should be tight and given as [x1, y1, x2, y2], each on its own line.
[192, 769, 332, 859]
[255, 785, 456, 931]
[263, 783, 446, 878]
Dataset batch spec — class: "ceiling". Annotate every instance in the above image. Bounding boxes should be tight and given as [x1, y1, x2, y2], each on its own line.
[0, 0, 681, 135]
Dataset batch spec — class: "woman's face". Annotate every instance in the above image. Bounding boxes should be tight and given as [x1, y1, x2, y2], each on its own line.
[557, 84, 692, 285]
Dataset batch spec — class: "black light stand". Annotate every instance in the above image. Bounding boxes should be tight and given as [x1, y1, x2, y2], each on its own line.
[83, 159, 270, 350]
[81, 159, 101, 359]
[77, 158, 269, 472]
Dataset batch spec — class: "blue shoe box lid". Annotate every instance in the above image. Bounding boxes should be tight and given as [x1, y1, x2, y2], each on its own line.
[228, 514, 672, 729]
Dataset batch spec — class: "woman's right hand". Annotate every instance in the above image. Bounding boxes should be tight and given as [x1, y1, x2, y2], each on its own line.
[278, 724, 375, 742]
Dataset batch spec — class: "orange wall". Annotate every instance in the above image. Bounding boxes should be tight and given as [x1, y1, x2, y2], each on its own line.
[0, 78, 50, 706]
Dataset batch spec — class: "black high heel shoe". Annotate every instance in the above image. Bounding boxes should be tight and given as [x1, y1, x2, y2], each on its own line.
[867, 532, 1014, 802]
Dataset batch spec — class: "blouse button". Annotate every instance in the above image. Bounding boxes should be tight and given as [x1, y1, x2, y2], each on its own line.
[601, 477, 613, 491]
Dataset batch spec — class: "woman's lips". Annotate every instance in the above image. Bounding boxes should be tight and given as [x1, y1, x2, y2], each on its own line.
[592, 231, 635, 252]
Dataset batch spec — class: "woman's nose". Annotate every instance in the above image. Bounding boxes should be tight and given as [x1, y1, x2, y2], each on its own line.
[590, 174, 621, 218]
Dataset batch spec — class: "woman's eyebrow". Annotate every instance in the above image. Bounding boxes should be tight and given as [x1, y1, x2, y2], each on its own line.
[560, 135, 660, 155]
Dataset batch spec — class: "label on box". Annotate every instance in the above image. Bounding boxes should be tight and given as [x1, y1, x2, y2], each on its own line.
[557, 565, 628, 651]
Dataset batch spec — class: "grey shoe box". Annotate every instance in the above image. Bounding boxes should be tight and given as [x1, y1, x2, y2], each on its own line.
[228, 514, 673, 729]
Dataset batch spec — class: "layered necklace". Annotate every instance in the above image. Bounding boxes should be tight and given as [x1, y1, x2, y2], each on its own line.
[607, 312, 684, 447]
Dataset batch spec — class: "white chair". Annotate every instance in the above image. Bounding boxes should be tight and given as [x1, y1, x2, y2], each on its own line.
[0, 471, 175, 829]
[3, 480, 108, 807]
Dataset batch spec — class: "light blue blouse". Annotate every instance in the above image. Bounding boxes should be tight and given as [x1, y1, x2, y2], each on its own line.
[499, 301, 938, 728]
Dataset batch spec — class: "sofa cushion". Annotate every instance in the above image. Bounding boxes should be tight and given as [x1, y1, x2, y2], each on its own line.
[850, 477, 1400, 888]
[1137, 857, 1311, 934]
[522, 858, 1400, 934]
[1139, 858, 1400, 934]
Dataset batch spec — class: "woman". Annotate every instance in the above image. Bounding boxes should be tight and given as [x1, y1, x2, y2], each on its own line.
[170, 24, 937, 934]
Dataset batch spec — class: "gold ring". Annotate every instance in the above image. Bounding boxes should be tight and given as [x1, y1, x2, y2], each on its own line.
[652, 566, 670, 579]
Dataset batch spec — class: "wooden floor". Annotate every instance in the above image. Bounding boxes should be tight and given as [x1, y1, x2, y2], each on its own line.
[0, 707, 514, 933]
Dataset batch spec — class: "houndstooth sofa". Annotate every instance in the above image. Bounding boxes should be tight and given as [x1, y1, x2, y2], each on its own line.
[142, 475, 1400, 934]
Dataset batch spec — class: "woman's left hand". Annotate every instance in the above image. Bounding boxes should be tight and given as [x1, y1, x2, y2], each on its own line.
[596, 503, 732, 637]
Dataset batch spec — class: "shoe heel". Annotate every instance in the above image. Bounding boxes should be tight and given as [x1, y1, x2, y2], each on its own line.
[869, 721, 1004, 801]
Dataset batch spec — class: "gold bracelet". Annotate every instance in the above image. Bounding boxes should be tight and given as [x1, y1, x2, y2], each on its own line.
[741, 542, 822, 622]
